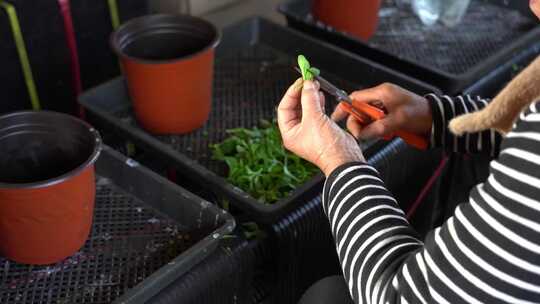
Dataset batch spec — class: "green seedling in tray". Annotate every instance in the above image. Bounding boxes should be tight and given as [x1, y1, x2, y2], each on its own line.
[211, 120, 319, 204]
[298, 54, 320, 81]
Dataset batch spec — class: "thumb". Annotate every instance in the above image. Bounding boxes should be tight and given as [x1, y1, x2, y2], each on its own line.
[301, 80, 323, 117]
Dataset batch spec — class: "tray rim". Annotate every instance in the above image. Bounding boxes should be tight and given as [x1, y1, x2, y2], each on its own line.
[96, 146, 236, 304]
[463, 40, 540, 96]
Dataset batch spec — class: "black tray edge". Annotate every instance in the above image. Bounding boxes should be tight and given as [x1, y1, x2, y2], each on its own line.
[246, 17, 442, 95]
[464, 41, 540, 96]
[98, 146, 235, 304]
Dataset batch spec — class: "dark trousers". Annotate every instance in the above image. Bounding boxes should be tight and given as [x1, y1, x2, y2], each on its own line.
[298, 276, 354, 304]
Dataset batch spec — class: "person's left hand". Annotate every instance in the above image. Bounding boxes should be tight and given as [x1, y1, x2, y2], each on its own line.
[277, 78, 365, 177]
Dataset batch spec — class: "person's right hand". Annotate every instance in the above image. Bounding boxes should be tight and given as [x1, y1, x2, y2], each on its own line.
[331, 83, 433, 141]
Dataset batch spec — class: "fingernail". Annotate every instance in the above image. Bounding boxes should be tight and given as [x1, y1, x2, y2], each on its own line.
[304, 80, 316, 90]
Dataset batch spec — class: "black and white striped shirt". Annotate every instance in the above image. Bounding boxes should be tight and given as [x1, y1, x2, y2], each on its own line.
[323, 94, 540, 303]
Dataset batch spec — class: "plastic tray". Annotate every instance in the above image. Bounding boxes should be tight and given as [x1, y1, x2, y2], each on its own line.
[279, 0, 540, 94]
[465, 40, 540, 98]
[148, 238, 256, 304]
[0, 146, 234, 304]
[79, 17, 439, 225]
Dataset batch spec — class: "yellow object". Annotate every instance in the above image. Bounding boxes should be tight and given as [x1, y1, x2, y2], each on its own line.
[0, 1, 41, 110]
[107, 0, 120, 29]
[107, 0, 123, 73]
[126, 142, 136, 157]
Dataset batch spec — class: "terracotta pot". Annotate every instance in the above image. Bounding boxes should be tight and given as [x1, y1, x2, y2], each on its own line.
[111, 14, 221, 134]
[313, 0, 381, 41]
[0, 111, 101, 265]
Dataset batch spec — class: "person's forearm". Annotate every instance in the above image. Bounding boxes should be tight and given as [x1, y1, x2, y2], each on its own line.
[323, 162, 423, 303]
[323, 110, 540, 303]
[427, 94, 502, 156]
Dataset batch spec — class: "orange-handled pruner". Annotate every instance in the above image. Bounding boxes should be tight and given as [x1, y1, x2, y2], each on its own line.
[294, 68, 428, 150]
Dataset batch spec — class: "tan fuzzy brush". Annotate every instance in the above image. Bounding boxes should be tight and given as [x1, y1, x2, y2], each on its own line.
[449, 55, 540, 136]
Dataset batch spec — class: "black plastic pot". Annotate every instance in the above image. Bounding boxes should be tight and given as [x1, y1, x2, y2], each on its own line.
[0, 111, 101, 186]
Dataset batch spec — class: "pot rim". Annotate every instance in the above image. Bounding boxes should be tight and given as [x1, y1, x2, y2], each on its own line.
[110, 14, 221, 65]
[0, 111, 102, 189]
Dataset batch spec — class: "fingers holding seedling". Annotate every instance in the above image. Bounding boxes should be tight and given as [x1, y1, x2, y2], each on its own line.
[297, 55, 320, 81]
[309, 67, 320, 78]
[278, 78, 304, 130]
[331, 103, 350, 122]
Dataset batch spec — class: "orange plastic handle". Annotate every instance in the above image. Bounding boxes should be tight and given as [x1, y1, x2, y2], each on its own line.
[393, 130, 429, 150]
[339, 101, 429, 150]
[350, 100, 385, 120]
[340, 102, 370, 124]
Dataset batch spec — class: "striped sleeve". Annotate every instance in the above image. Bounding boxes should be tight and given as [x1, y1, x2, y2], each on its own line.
[323, 102, 540, 304]
[426, 94, 503, 156]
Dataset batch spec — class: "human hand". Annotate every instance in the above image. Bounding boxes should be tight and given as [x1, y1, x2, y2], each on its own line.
[531, 0, 540, 19]
[331, 83, 432, 141]
[277, 78, 365, 176]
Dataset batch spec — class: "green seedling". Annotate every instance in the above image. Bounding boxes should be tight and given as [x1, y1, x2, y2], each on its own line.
[298, 55, 320, 81]
[211, 120, 319, 204]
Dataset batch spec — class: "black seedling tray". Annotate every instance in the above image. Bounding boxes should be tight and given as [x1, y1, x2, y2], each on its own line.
[80, 17, 439, 225]
[465, 40, 540, 97]
[279, 0, 540, 94]
[0, 146, 234, 304]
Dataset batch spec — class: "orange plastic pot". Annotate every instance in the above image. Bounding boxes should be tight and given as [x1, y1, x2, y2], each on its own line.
[0, 111, 101, 265]
[313, 0, 382, 41]
[111, 14, 221, 134]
